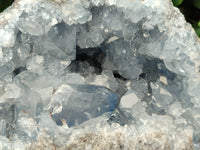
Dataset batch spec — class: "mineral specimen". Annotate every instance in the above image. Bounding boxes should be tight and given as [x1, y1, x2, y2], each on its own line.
[0, 0, 200, 149]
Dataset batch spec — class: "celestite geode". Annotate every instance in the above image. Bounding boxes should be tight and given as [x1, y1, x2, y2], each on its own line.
[0, 0, 200, 149]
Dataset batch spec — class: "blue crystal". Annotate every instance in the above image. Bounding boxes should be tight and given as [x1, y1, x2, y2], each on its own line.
[52, 84, 118, 127]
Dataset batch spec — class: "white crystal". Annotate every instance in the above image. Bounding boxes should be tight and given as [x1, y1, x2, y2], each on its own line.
[88, 70, 118, 92]
[168, 102, 185, 118]
[119, 90, 139, 109]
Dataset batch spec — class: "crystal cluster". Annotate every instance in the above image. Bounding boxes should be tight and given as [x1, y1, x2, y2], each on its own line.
[0, 0, 200, 149]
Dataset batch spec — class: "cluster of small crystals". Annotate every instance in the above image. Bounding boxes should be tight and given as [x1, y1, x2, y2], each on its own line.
[0, 0, 200, 149]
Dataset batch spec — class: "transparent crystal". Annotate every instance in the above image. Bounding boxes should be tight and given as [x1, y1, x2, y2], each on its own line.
[49, 84, 118, 127]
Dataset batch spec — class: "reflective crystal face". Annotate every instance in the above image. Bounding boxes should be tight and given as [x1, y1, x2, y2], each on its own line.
[0, 0, 200, 149]
[50, 84, 117, 127]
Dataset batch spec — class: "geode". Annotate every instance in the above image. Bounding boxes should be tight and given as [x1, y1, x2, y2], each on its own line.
[0, 0, 200, 149]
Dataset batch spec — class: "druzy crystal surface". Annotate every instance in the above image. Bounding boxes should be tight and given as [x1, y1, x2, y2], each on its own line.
[0, 0, 200, 149]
